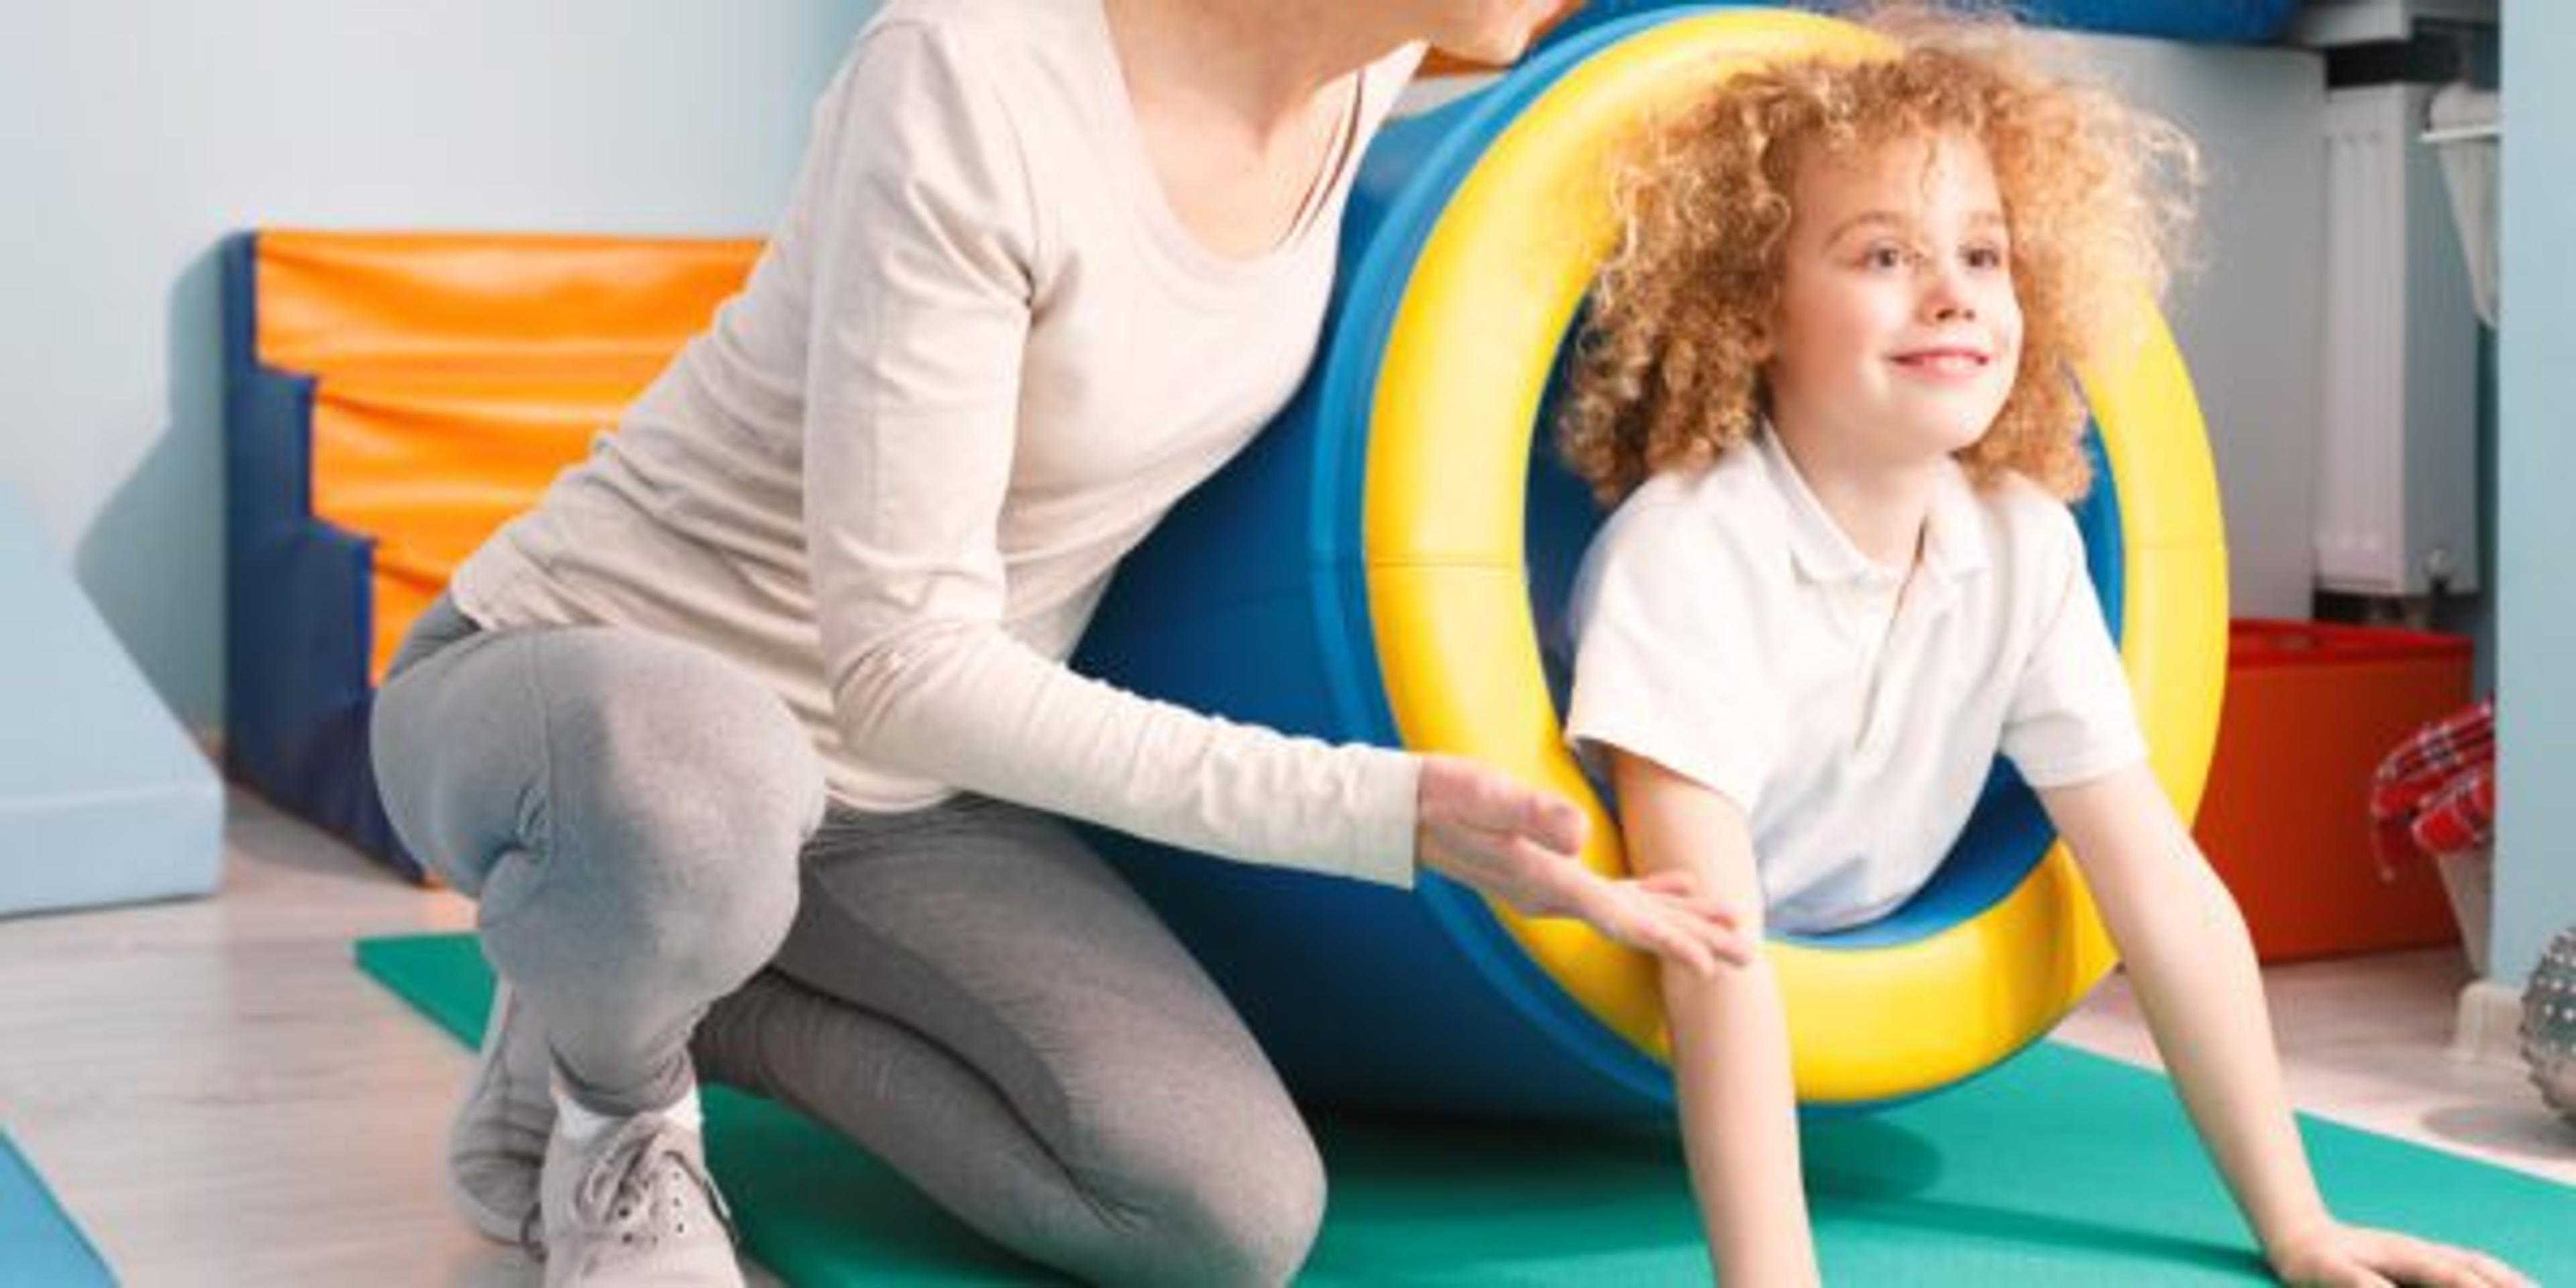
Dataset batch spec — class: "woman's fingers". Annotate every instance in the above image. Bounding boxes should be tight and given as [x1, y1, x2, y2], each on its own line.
[1523, 788, 1588, 855]
[1512, 840, 1758, 970]
[1653, 884, 1744, 929]
[1635, 869, 1697, 895]
[1611, 895, 1719, 977]
[1419, 796, 1758, 973]
[1580, 872, 1759, 975]
[1419, 755, 1586, 858]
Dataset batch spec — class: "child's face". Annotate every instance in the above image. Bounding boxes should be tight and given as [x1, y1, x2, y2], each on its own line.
[1765, 131, 2022, 472]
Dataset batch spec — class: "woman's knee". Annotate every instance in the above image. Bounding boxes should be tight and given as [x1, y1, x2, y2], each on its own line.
[1159, 1135, 1326, 1287]
[378, 622, 824, 975]
[1080, 1097, 1326, 1288]
[533, 633, 825, 967]
[370, 628, 533, 896]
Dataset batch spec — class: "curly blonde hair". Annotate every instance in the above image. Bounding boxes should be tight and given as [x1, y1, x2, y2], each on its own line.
[1557, 2, 2198, 506]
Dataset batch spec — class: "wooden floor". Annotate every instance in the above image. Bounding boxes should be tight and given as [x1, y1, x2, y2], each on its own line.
[3, 786, 2569, 1286]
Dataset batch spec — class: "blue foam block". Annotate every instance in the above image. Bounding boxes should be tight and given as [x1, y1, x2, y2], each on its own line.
[0, 486, 222, 917]
[0, 1134, 114, 1287]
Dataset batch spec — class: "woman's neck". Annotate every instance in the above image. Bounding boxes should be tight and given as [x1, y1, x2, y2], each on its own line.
[1102, 0, 1403, 140]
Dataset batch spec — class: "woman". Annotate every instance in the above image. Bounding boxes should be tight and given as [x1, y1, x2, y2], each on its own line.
[371, 0, 1744, 1283]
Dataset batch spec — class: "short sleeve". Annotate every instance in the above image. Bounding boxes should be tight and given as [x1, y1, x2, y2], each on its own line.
[2000, 513, 2149, 788]
[1563, 498, 1782, 812]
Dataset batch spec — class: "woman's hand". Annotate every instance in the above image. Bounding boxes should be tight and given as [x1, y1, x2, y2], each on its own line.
[2266, 1221, 2530, 1287]
[1413, 753, 1754, 977]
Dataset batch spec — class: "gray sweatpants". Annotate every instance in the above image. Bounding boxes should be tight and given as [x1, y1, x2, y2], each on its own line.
[370, 596, 1325, 1286]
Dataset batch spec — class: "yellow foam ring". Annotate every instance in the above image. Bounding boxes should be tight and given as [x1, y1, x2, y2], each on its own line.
[2121, 541, 2232, 817]
[2081, 314, 2226, 553]
[1367, 564, 1669, 1044]
[1360, 9, 2226, 1097]
[1776, 846, 2118, 1102]
[2080, 316, 2232, 818]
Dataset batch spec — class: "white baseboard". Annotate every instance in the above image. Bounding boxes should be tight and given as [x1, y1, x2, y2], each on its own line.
[2451, 977, 2524, 1069]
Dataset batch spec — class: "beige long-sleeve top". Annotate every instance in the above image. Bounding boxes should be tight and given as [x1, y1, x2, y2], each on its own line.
[449, 0, 1427, 885]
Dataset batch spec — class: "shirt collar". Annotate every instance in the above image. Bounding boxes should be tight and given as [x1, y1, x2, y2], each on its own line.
[1754, 423, 1990, 588]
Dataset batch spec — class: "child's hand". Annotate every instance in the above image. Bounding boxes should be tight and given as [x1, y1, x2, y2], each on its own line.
[1412, 754, 1753, 975]
[2266, 1221, 2530, 1287]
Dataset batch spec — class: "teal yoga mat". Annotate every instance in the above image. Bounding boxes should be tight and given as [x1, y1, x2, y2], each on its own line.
[0, 1132, 114, 1287]
[359, 932, 2572, 1284]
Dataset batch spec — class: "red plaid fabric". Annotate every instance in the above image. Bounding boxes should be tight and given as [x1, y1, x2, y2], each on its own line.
[2369, 698, 2493, 822]
[2367, 698, 2497, 873]
[2410, 762, 2495, 855]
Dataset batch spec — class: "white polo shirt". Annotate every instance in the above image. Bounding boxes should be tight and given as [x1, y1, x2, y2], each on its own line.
[1563, 428, 2147, 933]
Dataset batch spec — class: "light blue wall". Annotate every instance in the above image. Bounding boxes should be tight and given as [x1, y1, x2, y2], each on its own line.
[2496, 0, 2576, 985]
[0, 1, 878, 733]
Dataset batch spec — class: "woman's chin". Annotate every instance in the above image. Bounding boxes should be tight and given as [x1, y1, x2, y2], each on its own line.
[1433, 32, 1533, 66]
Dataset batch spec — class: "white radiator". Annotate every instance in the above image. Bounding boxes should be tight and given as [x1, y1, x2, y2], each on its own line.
[2315, 83, 2482, 596]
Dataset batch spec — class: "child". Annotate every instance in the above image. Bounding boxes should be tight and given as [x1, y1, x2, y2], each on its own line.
[1556, 8, 2531, 1286]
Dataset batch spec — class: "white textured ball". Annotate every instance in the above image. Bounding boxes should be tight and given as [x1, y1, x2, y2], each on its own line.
[2522, 925, 2576, 1126]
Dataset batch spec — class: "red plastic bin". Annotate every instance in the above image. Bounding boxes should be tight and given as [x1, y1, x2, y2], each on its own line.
[2189, 620, 2473, 963]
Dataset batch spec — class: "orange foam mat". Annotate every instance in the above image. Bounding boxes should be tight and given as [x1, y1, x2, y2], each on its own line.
[255, 232, 762, 678]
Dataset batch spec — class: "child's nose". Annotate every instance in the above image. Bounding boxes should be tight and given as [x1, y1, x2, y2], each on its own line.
[1920, 258, 1987, 323]
[1923, 287, 1976, 323]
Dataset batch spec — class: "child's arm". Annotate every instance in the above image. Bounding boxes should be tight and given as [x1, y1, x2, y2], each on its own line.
[1613, 749, 1821, 1288]
[2041, 765, 2530, 1288]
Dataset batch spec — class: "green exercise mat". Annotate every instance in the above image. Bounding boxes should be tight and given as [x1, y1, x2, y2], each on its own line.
[358, 932, 2572, 1285]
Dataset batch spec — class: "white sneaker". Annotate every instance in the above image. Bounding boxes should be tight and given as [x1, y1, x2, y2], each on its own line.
[538, 1104, 743, 1287]
[447, 982, 555, 1246]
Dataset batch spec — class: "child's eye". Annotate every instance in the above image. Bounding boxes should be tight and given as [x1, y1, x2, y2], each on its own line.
[1964, 244, 2008, 270]
[1862, 244, 1910, 270]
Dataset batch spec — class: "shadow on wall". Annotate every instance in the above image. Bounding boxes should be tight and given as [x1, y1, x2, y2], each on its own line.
[74, 246, 224, 737]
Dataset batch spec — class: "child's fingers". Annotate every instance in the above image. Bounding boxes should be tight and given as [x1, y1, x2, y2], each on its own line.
[2451, 1246, 2530, 1288]
[2473, 1252, 2534, 1288]
[2429, 1240, 2518, 1288]
[2369, 1236, 2488, 1288]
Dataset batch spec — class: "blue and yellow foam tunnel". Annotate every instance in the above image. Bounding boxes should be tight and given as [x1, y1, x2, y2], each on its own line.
[1071, 5, 2229, 1117]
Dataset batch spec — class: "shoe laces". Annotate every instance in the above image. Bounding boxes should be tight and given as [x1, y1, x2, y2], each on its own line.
[558, 1116, 739, 1260]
